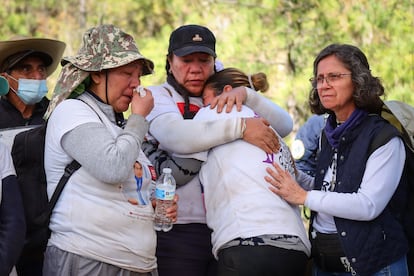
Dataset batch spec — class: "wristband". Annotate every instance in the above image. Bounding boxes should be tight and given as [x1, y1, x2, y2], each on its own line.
[241, 118, 247, 138]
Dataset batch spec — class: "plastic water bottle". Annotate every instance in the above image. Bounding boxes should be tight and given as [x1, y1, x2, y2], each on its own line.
[154, 168, 176, 232]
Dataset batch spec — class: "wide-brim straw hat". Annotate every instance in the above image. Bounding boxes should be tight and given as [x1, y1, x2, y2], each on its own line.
[0, 37, 66, 77]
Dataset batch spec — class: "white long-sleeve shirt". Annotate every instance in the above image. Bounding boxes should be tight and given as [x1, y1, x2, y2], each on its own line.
[145, 83, 293, 224]
[305, 137, 405, 233]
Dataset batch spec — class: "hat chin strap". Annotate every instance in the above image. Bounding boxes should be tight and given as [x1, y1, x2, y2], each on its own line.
[105, 70, 109, 105]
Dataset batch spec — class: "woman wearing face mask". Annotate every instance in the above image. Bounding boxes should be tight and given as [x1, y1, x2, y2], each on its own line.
[0, 37, 66, 128]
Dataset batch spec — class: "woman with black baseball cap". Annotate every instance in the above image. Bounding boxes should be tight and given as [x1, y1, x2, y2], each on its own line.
[143, 24, 293, 276]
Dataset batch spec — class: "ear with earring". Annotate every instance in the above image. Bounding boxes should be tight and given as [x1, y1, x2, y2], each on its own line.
[0, 76, 9, 96]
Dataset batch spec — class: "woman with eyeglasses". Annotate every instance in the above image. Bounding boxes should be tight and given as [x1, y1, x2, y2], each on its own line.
[265, 44, 409, 276]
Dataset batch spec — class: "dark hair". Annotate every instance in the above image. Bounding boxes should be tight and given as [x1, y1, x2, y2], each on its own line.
[204, 67, 269, 95]
[309, 44, 384, 115]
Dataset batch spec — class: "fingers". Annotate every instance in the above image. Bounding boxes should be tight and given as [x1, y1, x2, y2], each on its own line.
[258, 118, 279, 153]
[261, 118, 271, 127]
[210, 88, 246, 113]
[265, 174, 277, 187]
[272, 162, 284, 174]
[228, 93, 243, 112]
[265, 164, 307, 205]
[215, 94, 237, 113]
[209, 97, 218, 110]
[262, 127, 279, 154]
[243, 118, 280, 154]
[265, 166, 277, 179]
[269, 132, 280, 153]
[166, 204, 178, 222]
[131, 89, 154, 116]
[235, 94, 243, 112]
[210, 95, 229, 113]
[265, 163, 290, 191]
[261, 118, 279, 150]
[268, 182, 280, 195]
[166, 194, 179, 222]
[265, 166, 281, 187]
[265, 174, 283, 198]
[225, 96, 236, 113]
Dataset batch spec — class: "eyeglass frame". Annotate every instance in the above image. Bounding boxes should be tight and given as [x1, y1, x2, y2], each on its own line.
[309, 73, 352, 88]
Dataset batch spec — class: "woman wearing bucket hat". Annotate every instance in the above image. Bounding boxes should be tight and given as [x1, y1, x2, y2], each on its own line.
[143, 24, 293, 276]
[42, 24, 177, 276]
[0, 36, 66, 128]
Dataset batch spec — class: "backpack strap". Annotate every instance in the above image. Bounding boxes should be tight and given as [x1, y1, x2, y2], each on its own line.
[45, 160, 81, 219]
[368, 123, 400, 156]
[43, 95, 106, 221]
[34, 160, 81, 228]
[383, 101, 414, 151]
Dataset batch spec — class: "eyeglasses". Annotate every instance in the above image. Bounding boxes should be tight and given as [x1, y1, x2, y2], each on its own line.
[309, 73, 352, 88]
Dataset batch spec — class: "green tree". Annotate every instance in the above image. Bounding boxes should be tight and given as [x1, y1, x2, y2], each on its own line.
[0, 0, 411, 138]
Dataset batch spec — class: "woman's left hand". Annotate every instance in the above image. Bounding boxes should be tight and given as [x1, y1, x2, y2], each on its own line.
[151, 194, 179, 223]
[265, 162, 308, 205]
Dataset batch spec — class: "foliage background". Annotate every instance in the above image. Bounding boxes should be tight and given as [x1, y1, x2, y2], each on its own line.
[1, 0, 412, 142]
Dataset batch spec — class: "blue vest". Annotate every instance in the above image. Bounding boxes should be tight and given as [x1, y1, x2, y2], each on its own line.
[312, 114, 409, 276]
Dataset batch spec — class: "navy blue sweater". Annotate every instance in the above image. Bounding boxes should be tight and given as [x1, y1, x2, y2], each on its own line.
[0, 97, 48, 128]
[0, 175, 26, 275]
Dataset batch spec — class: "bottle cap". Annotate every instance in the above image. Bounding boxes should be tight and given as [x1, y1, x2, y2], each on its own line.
[163, 168, 172, 174]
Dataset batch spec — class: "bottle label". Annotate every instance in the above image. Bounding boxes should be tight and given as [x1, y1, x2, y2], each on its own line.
[155, 188, 175, 200]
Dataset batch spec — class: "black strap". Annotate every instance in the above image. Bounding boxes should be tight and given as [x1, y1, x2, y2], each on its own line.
[368, 123, 399, 156]
[46, 96, 106, 215]
[44, 97, 108, 218]
[43, 160, 81, 221]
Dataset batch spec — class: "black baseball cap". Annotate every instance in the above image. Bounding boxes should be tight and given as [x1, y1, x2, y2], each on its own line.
[168, 25, 216, 57]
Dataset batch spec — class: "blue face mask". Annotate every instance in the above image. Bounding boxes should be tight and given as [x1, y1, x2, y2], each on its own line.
[9, 75, 48, 105]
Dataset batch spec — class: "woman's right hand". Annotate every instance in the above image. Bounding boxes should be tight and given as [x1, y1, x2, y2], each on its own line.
[131, 87, 154, 117]
[243, 117, 280, 154]
[265, 162, 308, 205]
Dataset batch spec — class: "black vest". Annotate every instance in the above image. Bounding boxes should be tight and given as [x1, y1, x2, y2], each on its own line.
[312, 114, 409, 276]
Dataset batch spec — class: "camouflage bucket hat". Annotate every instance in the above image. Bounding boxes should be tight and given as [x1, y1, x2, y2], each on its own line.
[44, 24, 154, 119]
[63, 24, 154, 73]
